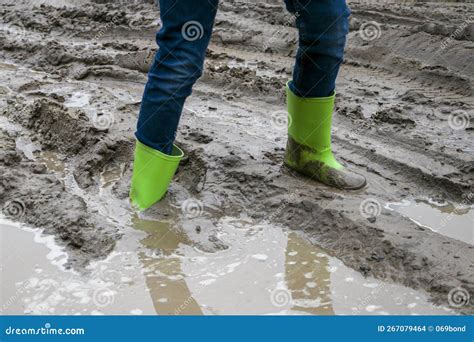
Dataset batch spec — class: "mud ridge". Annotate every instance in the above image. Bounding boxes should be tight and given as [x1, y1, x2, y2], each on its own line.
[0, 129, 120, 269]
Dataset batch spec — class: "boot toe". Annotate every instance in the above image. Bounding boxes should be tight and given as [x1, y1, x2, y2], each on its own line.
[330, 168, 367, 190]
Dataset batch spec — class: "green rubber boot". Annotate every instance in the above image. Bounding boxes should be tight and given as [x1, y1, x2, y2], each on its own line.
[284, 84, 366, 190]
[130, 140, 184, 210]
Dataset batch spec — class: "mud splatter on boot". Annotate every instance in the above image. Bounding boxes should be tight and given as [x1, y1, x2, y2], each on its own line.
[284, 136, 366, 190]
[284, 83, 366, 190]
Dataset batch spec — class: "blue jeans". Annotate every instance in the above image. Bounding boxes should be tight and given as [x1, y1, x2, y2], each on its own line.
[136, 0, 350, 154]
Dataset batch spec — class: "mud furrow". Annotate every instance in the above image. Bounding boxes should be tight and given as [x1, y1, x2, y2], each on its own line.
[1, 0, 473, 315]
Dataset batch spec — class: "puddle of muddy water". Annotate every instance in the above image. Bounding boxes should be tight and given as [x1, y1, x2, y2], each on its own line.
[0, 116, 41, 160]
[387, 199, 473, 245]
[0, 219, 156, 315]
[37, 151, 66, 174]
[134, 215, 452, 315]
[100, 163, 124, 189]
[0, 156, 453, 315]
[64, 91, 91, 108]
[1, 210, 453, 315]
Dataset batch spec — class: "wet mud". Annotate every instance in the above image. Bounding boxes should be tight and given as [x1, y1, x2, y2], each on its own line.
[0, 0, 473, 314]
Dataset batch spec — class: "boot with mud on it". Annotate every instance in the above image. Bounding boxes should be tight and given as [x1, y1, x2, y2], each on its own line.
[284, 83, 367, 190]
[130, 140, 184, 210]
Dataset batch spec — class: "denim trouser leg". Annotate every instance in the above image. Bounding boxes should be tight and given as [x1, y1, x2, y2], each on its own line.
[135, 0, 219, 154]
[135, 0, 349, 154]
[284, 0, 350, 98]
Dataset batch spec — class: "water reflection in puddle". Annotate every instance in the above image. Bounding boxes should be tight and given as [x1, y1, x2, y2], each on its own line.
[132, 215, 203, 315]
[131, 215, 452, 315]
[1, 164, 456, 316]
[0, 220, 156, 315]
[387, 199, 473, 245]
[1, 211, 453, 315]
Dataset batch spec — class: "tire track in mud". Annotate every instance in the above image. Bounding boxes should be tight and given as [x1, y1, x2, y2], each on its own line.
[0, 0, 473, 313]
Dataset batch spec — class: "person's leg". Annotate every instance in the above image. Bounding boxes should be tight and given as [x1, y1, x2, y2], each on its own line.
[136, 0, 219, 155]
[131, 0, 219, 210]
[285, 0, 349, 98]
[283, 0, 366, 190]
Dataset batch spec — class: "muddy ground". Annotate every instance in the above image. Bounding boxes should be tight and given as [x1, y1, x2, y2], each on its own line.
[0, 0, 473, 314]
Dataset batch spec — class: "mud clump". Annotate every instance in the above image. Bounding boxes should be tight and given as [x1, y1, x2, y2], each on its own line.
[0, 129, 120, 269]
[372, 107, 416, 128]
[4, 97, 134, 189]
[4, 98, 100, 153]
